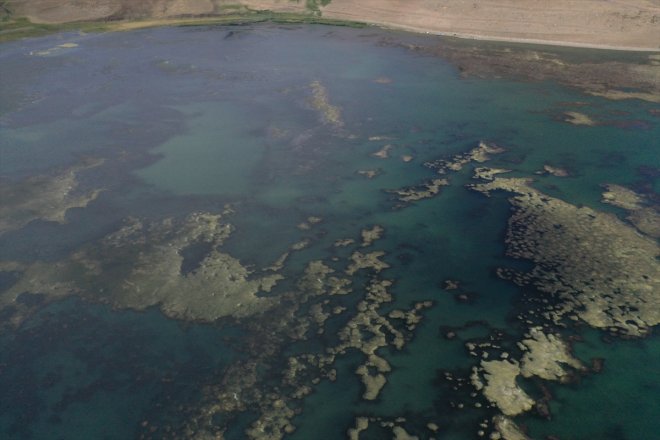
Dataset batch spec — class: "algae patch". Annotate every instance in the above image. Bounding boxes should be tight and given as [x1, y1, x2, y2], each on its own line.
[471, 359, 534, 417]
[471, 177, 660, 337]
[562, 111, 597, 126]
[387, 140, 504, 207]
[0, 210, 283, 325]
[461, 165, 659, 431]
[601, 183, 660, 238]
[0, 158, 104, 236]
[309, 80, 343, 128]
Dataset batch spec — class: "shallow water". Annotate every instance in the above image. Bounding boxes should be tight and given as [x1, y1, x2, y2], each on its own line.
[0, 24, 658, 439]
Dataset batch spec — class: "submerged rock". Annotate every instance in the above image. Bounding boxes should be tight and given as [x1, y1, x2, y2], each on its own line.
[0, 158, 104, 236]
[471, 177, 660, 337]
[309, 80, 343, 128]
[519, 327, 584, 381]
[392, 426, 419, 440]
[360, 225, 384, 247]
[426, 141, 505, 174]
[357, 169, 382, 179]
[388, 178, 449, 203]
[346, 251, 390, 275]
[562, 111, 597, 126]
[601, 183, 660, 238]
[0, 211, 284, 325]
[347, 417, 370, 440]
[471, 360, 534, 416]
[491, 415, 530, 440]
[372, 144, 392, 159]
[542, 164, 570, 177]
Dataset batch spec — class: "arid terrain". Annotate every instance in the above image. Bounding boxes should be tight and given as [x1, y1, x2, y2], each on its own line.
[5, 0, 660, 50]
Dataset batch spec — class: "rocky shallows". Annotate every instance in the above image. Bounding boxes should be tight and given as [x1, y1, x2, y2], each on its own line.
[167, 224, 431, 438]
[450, 161, 660, 438]
[601, 183, 660, 238]
[309, 80, 343, 129]
[470, 359, 534, 417]
[471, 176, 660, 337]
[0, 209, 284, 326]
[562, 111, 597, 126]
[360, 224, 384, 247]
[425, 141, 506, 174]
[0, 158, 104, 236]
[388, 178, 449, 203]
[387, 140, 505, 207]
[519, 327, 584, 381]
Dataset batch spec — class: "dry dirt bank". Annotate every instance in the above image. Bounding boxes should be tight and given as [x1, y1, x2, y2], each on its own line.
[6, 0, 660, 50]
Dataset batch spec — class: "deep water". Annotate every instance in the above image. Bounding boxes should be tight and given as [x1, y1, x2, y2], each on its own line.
[0, 24, 658, 439]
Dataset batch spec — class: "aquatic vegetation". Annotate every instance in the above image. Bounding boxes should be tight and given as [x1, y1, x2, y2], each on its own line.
[587, 89, 660, 104]
[162, 226, 429, 438]
[296, 216, 323, 230]
[562, 111, 597, 126]
[0, 210, 284, 326]
[309, 80, 343, 128]
[519, 327, 584, 381]
[473, 167, 511, 181]
[471, 359, 534, 416]
[601, 183, 660, 238]
[601, 183, 645, 210]
[357, 168, 381, 179]
[492, 415, 529, 440]
[388, 178, 449, 203]
[459, 171, 659, 436]
[425, 141, 506, 173]
[387, 141, 505, 206]
[541, 164, 569, 177]
[471, 176, 660, 337]
[0, 158, 104, 236]
[360, 224, 384, 247]
[347, 417, 369, 439]
[345, 251, 390, 275]
[347, 416, 423, 440]
[371, 144, 392, 159]
[333, 238, 355, 247]
[29, 41, 78, 56]
[395, 41, 660, 103]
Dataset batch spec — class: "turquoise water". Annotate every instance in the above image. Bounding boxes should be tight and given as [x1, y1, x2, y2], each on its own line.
[520, 330, 660, 439]
[0, 24, 658, 439]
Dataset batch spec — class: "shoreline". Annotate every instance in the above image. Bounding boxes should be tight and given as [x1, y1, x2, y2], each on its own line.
[2, 13, 659, 53]
[3, 0, 660, 52]
[370, 21, 660, 53]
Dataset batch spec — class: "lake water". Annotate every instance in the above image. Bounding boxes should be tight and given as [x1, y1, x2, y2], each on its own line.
[0, 24, 658, 440]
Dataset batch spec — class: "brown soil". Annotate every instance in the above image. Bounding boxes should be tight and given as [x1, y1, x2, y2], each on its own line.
[7, 0, 660, 51]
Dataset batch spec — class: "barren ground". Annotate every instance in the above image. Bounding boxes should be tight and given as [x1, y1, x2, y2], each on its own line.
[5, 0, 660, 50]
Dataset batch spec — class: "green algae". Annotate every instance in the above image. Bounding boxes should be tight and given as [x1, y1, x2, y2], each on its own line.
[471, 176, 660, 337]
[0, 210, 284, 326]
[309, 80, 343, 129]
[0, 158, 104, 236]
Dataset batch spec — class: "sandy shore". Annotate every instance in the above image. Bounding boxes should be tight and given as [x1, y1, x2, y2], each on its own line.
[317, 0, 660, 51]
[6, 0, 660, 51]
